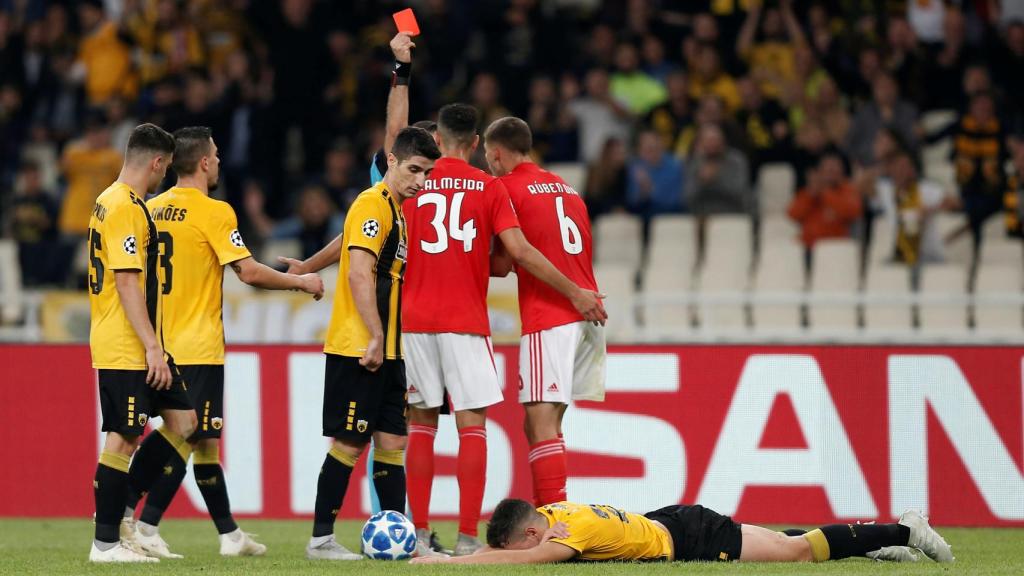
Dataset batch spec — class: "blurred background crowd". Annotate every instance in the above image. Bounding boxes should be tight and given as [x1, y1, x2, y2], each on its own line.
[2, 0, 1024, 291]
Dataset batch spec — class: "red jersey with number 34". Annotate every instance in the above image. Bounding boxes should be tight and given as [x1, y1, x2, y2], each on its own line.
[402, 157, 520, 334]
[500, 162, 597, 334]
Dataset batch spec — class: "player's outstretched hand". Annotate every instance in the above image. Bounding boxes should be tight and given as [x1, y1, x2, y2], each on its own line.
[541, 521, 570, 544]
[299, 273, 324, 300]
[278, 256, 305, 275]
[360, 336, 384, 372]
[145, 347, 172, 390]
[390, 33, 416, 63]
[571, 289, 608, 325]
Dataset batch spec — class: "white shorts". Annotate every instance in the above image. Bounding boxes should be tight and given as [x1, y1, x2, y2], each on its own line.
[404, 332, 503, 411]
[518, 321, 606, 404]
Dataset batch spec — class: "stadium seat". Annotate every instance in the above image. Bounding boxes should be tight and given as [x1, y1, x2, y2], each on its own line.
[978, 240, 1022, 266]
[867, 217, 896, 269]
[973, 264, 1023, 335]
[72, 238, 90, 277]
[594, 263, 637, 342]
[260, 238, 302, 264]
[594, 213, 643, 270]
[933, 212, 971, 265]
[921, 109, 958, 135]
[756, 163, 796, 217]
[647, 215, 697, 277]
[863, 264, 913, 336]
[923, 163, 955, 196]
[808, 239, 860, 334]
[697, 216, 752, 332]
[545, 162, 587, 193]
[759, 215, 799, 244]
[319, 265, 339, 296]
[750, 240, 804, 333]
[982, 215, 1012, 242]
[0, 240, 24, 324]
[918, 264, 969, 336]
[640, 263, 692, 338]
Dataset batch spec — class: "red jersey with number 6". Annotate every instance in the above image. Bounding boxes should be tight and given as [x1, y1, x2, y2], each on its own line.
[499, 162, 597, 334]
[402, 157, 520, 335]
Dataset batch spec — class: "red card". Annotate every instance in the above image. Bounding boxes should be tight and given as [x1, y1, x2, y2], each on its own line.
[392, 8, 420, 36]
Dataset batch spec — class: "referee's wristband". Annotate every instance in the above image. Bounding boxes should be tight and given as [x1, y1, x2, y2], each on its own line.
[392, 60, 412, 86]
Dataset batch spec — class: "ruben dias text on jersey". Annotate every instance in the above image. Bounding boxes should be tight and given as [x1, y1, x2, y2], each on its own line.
[526, 181, 579, 195]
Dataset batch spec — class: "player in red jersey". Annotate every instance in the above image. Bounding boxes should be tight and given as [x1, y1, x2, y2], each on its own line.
[484, 117, 607, 507]
[403, 103, 606, 557]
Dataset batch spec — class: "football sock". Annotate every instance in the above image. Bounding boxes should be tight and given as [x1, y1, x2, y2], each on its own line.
[138, 445, 191, 527]
[528, 439, 567, 506]
[193, 443, 238, 534]
[94, 451, 131, 544]
[312, 447, 356, 537]
[129, 427, 190, 497]
[457, 426, 487, 537]
[406, 424, 437, 531]
[804, 524, 911, 561]
[372, 449, 406, 513]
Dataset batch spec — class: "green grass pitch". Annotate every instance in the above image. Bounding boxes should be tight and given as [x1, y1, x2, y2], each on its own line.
[1, 519, 1022, 575]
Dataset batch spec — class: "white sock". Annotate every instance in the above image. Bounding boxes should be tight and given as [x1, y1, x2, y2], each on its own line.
[309, 534, 334, 547]
[137, 521, 158, 537]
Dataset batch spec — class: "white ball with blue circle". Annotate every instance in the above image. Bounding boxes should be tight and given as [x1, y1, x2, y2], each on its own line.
[361, 510, 417, 560]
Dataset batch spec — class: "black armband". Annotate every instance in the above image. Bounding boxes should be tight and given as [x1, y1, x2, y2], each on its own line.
[392, 60, 412, 86]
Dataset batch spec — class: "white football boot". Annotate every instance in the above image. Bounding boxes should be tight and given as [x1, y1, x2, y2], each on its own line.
[220, 529, 267, 556]
[899, 510, 954, 563]
[866, 546, 920, 562]
[89, 541, 160, 563]
[306, 535, 363, 560]
[133, 523, 183, 559]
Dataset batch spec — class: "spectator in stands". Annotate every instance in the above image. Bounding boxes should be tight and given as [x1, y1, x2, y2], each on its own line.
[319, 142, 360, 211]
[846, 74, 919, 167]
[610, 41, 667, 116]
[994, 21, 1024, 129]
[688, 43, 740, 113]
[585, 137, 628, 219]
[6, 160, 62, 286]
[245, 183, 344, 261]
[56, 112, 121, 238]
[135, 0, 205, 85]
[1004, 139, 1024, 238]
[788, 151, 863, 248]
[470, 72, 511, 133]
[736, 76, 791, 181]
[810, 77, 851, 150]
[568, 68, 633, 163]
[736, 0, 806, 102]
[951, 91, 1007, 249]
[792, 121, 829, 188]
[645, 71, 693, 158]
[874, 148, 946, 266]
[73, 0, 137, 106]
[693, 94, 746, 154]
[626, 128, 685, 227]
[923, 8, 975, 111]
[527, 75, 578, 163]
[640, 34, 674, 85]
[686, 123, 752, 219]
[885, 16, 927, 106]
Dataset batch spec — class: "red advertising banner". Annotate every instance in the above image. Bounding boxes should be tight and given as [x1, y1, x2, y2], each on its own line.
[1, 345, 1021, 526]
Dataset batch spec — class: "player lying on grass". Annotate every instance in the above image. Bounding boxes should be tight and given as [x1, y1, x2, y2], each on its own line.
[410, 499, 954, 565]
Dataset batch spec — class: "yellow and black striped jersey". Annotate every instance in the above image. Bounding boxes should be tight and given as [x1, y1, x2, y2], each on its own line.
[146, 187, 252, 365]
[538, 502, 672, 561]
[87, 182, 160, 369]
[324, 182, 407, 359]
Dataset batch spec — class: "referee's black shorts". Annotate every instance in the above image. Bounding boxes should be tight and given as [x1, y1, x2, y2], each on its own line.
[644, 504, 742, 562]
[322, 354, 407, 442]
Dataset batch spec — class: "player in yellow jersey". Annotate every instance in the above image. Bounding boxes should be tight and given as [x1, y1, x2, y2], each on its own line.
[119, 127, 323, 559]
[88, 124, 197, 563]
[412, 498, 954, 565]
[306, 126, 440, 561]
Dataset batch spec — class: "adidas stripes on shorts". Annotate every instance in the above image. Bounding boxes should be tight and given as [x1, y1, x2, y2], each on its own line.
[518, 321, 606, 404]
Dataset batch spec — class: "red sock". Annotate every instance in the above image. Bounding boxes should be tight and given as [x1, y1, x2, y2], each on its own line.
[457, 426, 487, 537]
[529, 439, 567, 506]
[406, 424, 437, 531]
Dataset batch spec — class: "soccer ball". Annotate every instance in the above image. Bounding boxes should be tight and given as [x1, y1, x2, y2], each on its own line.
[361, 510, 417, 560]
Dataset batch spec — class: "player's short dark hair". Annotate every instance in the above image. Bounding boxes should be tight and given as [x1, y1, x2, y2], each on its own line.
[484, 116, 532, 155]
[171, 126, 213, 176]
[126, 123, 175, 159]
[391, 126, 441, 162]
[486, 499, 538, 549]
[438, 103, 479, 148]
[412, 120, 438, 133]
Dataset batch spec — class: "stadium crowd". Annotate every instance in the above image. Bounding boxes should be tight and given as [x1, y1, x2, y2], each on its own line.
[2, 0, 1024, 289]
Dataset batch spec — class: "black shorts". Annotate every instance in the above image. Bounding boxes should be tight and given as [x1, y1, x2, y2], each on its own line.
[323, 354, 407, 442]
[644, 504, 743, 562]
[179, 365, 225, 439]
[98, 363, 192, 437]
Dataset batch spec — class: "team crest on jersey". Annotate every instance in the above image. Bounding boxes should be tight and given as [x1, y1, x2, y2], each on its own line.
[229, 229, 245, 248]
[138, 413, 148, 427]
[357, 420, 368, 433]
[123, 235, 137, 255]
[362, 219, 380, 238]
[211, 417, 223, 430]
